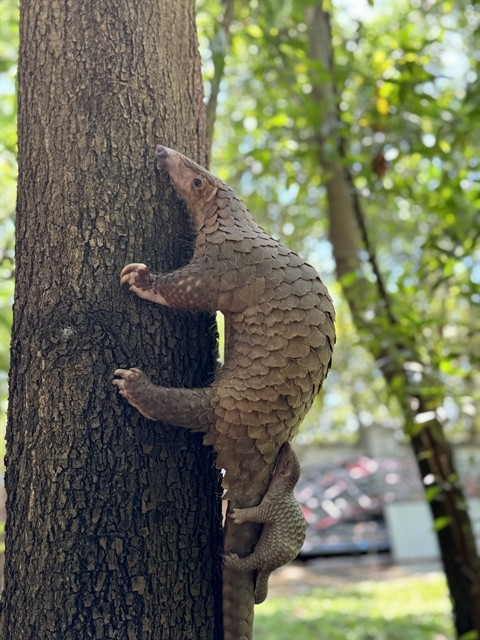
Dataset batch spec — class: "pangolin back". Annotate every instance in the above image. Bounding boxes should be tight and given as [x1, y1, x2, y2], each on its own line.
[190, 182, 335, 501]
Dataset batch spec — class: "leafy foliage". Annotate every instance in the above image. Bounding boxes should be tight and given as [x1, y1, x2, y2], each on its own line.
[0, 1, 18, 442]
[197, 0, 479, 444]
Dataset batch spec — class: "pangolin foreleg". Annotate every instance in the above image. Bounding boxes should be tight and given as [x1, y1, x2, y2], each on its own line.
[113, 368, 216, 430]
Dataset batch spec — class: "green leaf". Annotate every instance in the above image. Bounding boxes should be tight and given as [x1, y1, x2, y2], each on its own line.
[425, 485, 441, 502]
[433, 516, 452, 532]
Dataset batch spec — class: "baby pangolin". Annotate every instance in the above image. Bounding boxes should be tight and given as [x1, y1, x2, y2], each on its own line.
[224, 441, 307, 604]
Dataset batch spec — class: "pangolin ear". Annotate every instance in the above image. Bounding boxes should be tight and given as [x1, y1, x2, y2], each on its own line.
[204, 183, 218, 204]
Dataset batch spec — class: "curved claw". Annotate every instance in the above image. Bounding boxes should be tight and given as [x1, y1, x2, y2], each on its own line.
[227, 508, 245, 524]
[120, 263, 149, 287]
[223, 552, 239, 566]
[112, 368, 141, 391]
[112, 367, 159, 421]
[119, 263, 169, 305]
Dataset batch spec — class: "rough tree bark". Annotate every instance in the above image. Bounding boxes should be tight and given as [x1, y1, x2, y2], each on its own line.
[2, 1, 223, 639]
[306, 3, 480, 637]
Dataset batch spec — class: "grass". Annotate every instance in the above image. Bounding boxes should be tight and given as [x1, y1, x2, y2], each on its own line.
[253, 573, 455, 640]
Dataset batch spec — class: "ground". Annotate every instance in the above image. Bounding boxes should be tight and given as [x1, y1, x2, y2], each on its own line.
[267, 554, 441, 598]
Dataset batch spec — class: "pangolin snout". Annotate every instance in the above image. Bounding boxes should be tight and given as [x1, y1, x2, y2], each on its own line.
[155, 144, 169, 158]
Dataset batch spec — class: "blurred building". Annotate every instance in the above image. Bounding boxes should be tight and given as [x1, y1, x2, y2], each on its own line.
[295, 426, 479, 561]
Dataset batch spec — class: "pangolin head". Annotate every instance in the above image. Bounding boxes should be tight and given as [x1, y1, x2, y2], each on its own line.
[155, 145, 218, 229]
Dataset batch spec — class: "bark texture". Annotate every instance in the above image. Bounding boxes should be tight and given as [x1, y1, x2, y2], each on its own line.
[307, 4, 480, 636]
[3, 2, 222, 639]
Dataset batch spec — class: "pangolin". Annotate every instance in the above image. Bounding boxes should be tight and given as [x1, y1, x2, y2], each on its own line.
[224, 441, 307, 605]
[113, 145, 335, 640]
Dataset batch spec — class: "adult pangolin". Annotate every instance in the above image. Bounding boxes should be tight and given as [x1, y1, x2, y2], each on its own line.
[113, 145, 335, 640]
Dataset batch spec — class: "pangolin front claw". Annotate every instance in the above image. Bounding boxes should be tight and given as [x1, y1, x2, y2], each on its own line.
[112, 367, 158, 420]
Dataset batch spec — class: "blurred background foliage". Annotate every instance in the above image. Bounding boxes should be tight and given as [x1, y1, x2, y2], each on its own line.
[197, 0, 479, 444]
[0, 1, 18, 449]
[0, 0, 478, 451]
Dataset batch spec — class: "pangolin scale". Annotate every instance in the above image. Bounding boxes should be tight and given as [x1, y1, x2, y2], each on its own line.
[113, 145, 335, 640]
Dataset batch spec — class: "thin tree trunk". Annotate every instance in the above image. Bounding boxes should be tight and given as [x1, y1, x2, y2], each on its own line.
[206, 0, 236, 154]
[307, 3, 480, 636]
[2, 1, 222, 639]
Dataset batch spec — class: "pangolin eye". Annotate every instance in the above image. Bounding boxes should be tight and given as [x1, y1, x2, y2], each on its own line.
[193, 178, 203, 188]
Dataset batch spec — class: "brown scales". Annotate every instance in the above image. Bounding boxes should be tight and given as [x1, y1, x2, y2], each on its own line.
[113, 145, 335, 640]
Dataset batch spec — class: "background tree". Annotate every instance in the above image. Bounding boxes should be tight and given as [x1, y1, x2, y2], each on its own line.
[2, 1, 222, 638]
[307, 5, 480, 635]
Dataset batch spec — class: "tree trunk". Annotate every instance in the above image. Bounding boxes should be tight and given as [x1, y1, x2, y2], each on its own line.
[306, 3, 480, 637]
[2, 2, 223, 639]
